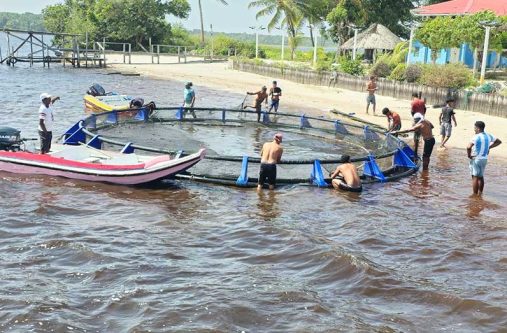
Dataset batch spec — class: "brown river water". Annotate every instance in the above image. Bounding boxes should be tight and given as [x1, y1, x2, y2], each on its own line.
[0, 66, 506, 332]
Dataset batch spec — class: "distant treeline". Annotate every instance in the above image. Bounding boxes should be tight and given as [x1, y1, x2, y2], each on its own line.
[188, 29, 337, 48]
[0, 12, 45, 31]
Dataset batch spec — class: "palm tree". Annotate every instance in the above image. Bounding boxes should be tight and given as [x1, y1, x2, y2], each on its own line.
[198, 0, 228, 45]
[248, 0, 306, 60]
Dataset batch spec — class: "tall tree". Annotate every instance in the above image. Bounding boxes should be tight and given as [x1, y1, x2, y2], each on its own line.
[42, 0, 190, 45]
[295, 0, 334, 47]
[364, 0, 414, 38]
[325, 0, 367, 53]
[248, 0, 306, 60]
[198, 0, 228, 45]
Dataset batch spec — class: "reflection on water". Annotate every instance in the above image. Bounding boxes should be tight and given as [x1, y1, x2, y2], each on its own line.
[0, 66, 506, 332]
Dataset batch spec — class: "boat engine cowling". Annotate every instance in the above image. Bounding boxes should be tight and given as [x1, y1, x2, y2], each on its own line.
[0, 127, 22, 151]
[87, 83, 106, 97]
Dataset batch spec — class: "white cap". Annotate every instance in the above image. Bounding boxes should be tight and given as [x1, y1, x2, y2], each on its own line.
[413, 112, 424, 122]
[40, 93, 51, 101]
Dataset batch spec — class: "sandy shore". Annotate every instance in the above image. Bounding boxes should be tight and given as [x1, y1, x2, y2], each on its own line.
[107, 54, 507, 159]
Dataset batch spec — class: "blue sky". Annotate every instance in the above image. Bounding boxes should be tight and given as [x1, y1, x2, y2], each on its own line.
[0, 0, 282, 35]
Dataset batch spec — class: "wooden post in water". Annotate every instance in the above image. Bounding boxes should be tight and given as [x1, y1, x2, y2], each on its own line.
[41, 34, 45, 68]
[76, 36, 81, 68]
[62, 35, 66, 67]
[7, 32, 12, 66]
[29, 33, 33, 67]
[85, 32, 89, 68]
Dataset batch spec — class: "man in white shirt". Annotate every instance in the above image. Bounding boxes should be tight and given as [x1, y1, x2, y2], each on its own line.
[39, 93, 60, 154]
[467, 121, 502, 195]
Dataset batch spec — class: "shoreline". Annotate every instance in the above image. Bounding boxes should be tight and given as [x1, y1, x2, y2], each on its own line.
[107, 57, 507, 161]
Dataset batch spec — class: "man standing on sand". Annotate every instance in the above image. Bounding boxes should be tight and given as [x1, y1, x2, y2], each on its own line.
[467, 121, 502, 196]
[39, 93, 60, 154]
[268, 80, 282, 113]
[393, 115, 435, 170]
[183, 82, 196, 118]
[365, 76, 377, 115]
[382, 107, 402, 133]
[258, 133, 284, 190]
[245, 86, 268, 122]
[329, 155, 362, 192]
[439, 99, 457, 149]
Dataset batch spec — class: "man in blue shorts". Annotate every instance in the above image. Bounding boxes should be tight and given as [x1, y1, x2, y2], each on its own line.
[467, 121, 502, 195]
[268, 81, 282, 113]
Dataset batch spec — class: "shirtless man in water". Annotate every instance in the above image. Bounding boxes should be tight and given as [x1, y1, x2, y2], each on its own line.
[245, 86, 268, 122]
[258, 133, 284, 190]
[330, 155, 363, 192]
[393, 115, 435, 170]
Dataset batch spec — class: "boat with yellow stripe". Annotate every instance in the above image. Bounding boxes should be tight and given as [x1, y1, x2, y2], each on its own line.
[83, 83, 132, 113]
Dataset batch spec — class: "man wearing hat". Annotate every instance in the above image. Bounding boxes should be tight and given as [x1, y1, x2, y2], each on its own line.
[258, 133, 284, 190]
[38, 93, 60, 154]
[183, 82, 196, 118]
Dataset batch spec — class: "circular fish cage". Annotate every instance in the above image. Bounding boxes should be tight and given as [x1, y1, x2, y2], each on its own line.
[61, 106, 420, 188]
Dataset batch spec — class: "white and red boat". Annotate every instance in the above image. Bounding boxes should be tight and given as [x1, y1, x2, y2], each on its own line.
[0, 143, 205, 185]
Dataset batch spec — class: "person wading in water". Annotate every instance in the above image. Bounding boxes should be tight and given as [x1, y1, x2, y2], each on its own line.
[258, 133, 284, 191]
[394, 115, 435, 170]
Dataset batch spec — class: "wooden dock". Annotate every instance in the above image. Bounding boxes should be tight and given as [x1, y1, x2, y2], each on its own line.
[0, 29, 106, 68]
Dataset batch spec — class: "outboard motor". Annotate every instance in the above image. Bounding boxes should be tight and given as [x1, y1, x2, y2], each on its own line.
[86, 83, 106, 97]
[0, 127, 22, 151]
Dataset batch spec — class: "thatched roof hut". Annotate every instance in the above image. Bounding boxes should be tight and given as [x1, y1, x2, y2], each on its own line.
[341, 24, 402, 51]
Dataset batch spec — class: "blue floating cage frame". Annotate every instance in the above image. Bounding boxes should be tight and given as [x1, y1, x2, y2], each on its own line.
[63, 107, 420, 188]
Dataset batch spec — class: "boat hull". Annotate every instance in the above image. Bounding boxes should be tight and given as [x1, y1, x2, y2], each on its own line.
[84, 94, 132, 113]
[0, 149, 205, 185]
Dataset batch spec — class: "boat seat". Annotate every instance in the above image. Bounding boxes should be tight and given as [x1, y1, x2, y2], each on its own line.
[51, 146, 97, 161]
[100, 153, 140, 165]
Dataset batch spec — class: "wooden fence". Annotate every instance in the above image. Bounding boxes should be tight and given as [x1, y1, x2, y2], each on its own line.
[231, 60, 507, 118]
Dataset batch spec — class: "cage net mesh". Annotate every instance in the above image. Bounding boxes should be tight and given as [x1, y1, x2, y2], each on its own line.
[87, 107, 401, 183]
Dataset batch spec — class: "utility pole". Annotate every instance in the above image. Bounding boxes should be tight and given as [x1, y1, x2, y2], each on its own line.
[479, 21, 500, 84]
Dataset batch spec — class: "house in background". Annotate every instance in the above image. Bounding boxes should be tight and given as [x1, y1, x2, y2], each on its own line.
[341, 24, 402, 63]
[408, 0, 507, 68]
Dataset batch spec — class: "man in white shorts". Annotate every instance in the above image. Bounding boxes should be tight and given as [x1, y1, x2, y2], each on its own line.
[467, 121, 502, 195]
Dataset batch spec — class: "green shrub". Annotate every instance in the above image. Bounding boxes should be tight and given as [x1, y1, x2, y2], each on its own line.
[388, 42, 409, 68]
[388, 63, 406, 81]
[369, 60, 391, 78]
[338, 57, 364, 76]
[420, 63, 475, 89]
[315, 59, 333, 72]
[405, 64, 423, 83]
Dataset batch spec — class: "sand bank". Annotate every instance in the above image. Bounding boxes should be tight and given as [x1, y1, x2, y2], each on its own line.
[107, 54, 507, 159]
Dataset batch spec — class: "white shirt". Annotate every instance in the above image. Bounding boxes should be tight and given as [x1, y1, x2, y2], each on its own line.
[470, 132, 496, 160]
[38, 104, 55, 132]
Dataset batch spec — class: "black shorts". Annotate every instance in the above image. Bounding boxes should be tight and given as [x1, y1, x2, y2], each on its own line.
[259, 163, 277, 186]
[423, 137, 435, 158]
[39, 131, 52, 154]
[338, 180, 363, 193]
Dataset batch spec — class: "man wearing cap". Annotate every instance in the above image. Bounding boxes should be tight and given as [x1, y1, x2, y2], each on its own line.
[38, 93, 60, 154]
[183, 82, 196, 118]
[467, 121, 502, 195]
[393, 115, 435, 170]
[258, 133, 284, 190]
[245, 86, 268, 122]
[268, 81, 282, 113]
